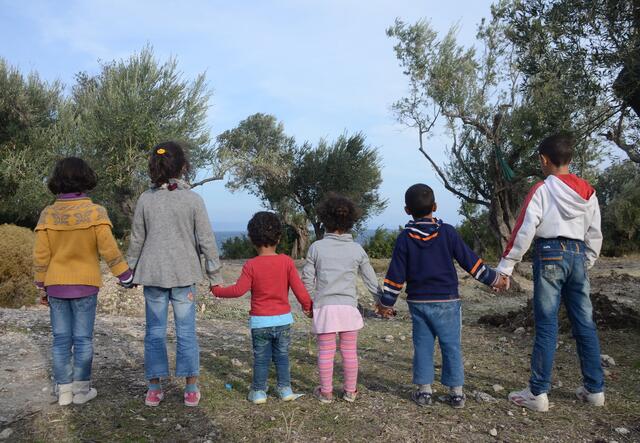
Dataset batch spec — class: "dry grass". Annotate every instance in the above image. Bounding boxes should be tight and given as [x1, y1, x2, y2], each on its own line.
[0, 224, 38, 308]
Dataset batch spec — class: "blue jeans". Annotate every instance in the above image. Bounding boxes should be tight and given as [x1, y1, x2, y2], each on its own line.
[530, 238, 604, 395]
[251, 324, 292, 391]
[144, 286, 199, 380]
[48, 294, 98, 384]
[409, 301, 464, 387]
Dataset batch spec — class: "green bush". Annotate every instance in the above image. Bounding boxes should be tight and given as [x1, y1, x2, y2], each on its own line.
[221, 235, 256, 259]
[363, 227, 400, 259]
[0, 224, 38, 308]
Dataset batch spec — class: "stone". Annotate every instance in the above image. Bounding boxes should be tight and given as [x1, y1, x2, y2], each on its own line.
[498, 336, 508, 342]
[489, 428, 498, 437]
[604, 368, 612, 377]
[384, 335, 394, 343]
[0, 429, 13, 440]
[507, 411, 514, 417]
[230, 358, 243, 367]
[601, 354, 616, 367]
[399, 335, 406, 341]
[175, 424, 182, 431]
[474, 391, 497, 403]
[614, 427, 629, 435]
[514, 327, 526, 335]
[492, 384, 504, 393]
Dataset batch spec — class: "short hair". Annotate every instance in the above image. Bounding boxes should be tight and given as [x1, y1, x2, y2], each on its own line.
[148, 141, 190, 187]
[317, 193, 361, 233]
[247, 211, 282, 247]
[47, 157, 98, 195]
[405, 184, 435, 217]
[538, 131, 575, 166]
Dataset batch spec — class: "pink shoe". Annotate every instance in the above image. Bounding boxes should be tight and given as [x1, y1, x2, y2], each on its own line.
[184, 390, 201, 407]
[145, 389, 164, 407]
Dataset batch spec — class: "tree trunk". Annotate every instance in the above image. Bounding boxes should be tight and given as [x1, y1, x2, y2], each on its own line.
[290, 223, 309, 259]
[312, 221, 324, 241]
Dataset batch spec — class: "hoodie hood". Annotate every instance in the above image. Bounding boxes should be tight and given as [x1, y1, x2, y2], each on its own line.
[324, 233, 354, 242]
[404, 217, 442, 248]
[544, 174, 595, 219]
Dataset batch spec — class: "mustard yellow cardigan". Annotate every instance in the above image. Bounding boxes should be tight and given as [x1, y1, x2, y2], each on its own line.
[33, 197, 129, 287]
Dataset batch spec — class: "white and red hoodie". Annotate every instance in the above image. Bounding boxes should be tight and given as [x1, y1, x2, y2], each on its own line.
[496, 174, 602, 276]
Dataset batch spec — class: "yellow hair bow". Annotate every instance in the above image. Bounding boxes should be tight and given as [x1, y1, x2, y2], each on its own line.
[156, 148, 166, 155]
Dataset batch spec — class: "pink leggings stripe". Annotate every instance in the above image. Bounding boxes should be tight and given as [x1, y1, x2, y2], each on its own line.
[317, 331, 358, 394]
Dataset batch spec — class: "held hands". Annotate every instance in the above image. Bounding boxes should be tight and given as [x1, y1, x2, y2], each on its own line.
[375, 302, 397, 319]
[303, 309, 313, 318]
[492, 273, 511, 292]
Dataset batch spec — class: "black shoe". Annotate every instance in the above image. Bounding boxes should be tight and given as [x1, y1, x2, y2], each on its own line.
[411, 390, 434, 406]
[445, 393, 466, 409]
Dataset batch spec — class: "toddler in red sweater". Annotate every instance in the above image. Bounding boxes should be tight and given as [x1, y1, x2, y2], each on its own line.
[212, 212, 312, 404]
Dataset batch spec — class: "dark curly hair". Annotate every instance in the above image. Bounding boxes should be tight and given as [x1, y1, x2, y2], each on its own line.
[247, 211, 282, 248]
[149, 141, 190, 187]
[317, 193, 361, 233]
[47, 157, 97, 195]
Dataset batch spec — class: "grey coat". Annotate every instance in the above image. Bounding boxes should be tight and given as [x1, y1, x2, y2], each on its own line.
[301, 233, 382, 308]
[126, 179, 222, 288]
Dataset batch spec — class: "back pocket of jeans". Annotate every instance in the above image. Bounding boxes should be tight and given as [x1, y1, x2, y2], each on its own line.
[542, 263, 562, 280]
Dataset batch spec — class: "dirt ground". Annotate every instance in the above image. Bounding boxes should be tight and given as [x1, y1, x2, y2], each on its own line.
[0, 257, 639, 442]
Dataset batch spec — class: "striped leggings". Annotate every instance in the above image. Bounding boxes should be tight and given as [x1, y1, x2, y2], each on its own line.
[317, 331, 358, 394]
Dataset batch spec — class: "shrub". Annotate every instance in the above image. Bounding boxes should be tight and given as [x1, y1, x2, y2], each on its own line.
[221, 235, 256, 259]
[363, 227, 400, 259]
[0, 224, 38, 308]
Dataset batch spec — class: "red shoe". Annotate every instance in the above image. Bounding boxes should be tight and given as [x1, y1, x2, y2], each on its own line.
[184, 390, 201, 407]
[145, 389, 164, 407]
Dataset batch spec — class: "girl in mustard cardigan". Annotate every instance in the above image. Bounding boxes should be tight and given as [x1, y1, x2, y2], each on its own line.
[33, 157, 133, 406]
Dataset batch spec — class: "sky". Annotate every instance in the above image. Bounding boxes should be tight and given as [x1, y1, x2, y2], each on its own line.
[0, 0, 495, 231]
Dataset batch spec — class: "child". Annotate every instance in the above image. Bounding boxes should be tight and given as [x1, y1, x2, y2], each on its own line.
[212, 212, 312, 404]
[376, 184, 505, 408]
[498, 132, 604, 412]
[34, 157, 134, 406]
[301, 194, 383, 403]
[127, 141, 222, 407]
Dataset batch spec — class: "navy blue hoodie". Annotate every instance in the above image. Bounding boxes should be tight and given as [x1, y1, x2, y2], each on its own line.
[380, 217, 498, 305]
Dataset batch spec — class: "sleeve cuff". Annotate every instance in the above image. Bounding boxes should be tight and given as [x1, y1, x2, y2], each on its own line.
[495, 258, 515, 276]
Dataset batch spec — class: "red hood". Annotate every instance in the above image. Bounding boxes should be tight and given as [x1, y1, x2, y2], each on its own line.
[554, 174, 595, 200]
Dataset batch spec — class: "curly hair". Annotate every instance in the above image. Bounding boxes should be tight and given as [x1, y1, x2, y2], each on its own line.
[47, 157, 98, 195]
[148, 141, 190, 187]
[317, 193, 361, 233]
[247, 211, 282, 247]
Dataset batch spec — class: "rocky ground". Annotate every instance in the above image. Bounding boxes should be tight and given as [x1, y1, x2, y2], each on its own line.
[0, 257, 639, 442]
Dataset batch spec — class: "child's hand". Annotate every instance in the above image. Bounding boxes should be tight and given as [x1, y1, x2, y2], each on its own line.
[492, 274, 510, 292]
[303, 309, 313, 318]
[39, 293, 49, 307]
[375, 303, 397, 319]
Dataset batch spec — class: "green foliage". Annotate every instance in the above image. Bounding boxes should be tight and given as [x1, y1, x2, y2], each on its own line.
[456, 204, 500, 260]
[0, 224, 38, 308]
[363, 227, 400, 259]
[597, 161, 640, 255]
[220, 235, 256, 260]
[0, 59, 67, 227]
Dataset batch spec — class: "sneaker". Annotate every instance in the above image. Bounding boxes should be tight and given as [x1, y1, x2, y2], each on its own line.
[313, 386, 333, 404]
[72, 381, 97, 405]
[248, 389, 268, 404]
[411, 390, 433, 407]
[508, 387, 549, 412]
[575, 386, 605, 407]
[343, 390, 358, 403]
[57, 383, 73, 406]
[184, 391, 201, 407]
[277, 386, 304, 402]
[443, 393, 466, 409]
[145, 389, 164, 407]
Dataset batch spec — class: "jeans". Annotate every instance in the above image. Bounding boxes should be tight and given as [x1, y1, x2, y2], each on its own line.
[530, 238, 604, 395]
[48, 294, 98, 384]
[251, 324, 292, 391]
[409, 300, 463, 387]
[144, 286, 199, 380]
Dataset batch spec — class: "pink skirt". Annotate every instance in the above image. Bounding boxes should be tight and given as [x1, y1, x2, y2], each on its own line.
[312, 305, 364, 334]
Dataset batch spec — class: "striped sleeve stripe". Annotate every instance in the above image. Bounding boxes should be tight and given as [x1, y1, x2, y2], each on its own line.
[383, 285, 402, 295]
[408, 232, 438, 242]
[503, 181, 544, 258]
[470, 259, 483, 275]
[475, 265, 486, 279]
[383, 278, 404, 288]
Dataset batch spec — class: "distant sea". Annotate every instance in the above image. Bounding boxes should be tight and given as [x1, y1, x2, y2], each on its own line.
[214, 229, 378, 251]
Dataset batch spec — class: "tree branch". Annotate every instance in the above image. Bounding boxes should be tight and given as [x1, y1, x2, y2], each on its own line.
[191, 174, 224, 188]
[450, 132, 491, 200]
[601, 110, 640, 163]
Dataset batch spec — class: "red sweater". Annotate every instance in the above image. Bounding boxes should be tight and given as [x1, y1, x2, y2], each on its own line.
[213, 254, 312, 316]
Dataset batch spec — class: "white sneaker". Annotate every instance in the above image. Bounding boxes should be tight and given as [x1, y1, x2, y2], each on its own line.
[508, 387, 549, 412]
[576, 386, 604, 407]
[57, 383, 73, 406]
[72, 381, 98, 404]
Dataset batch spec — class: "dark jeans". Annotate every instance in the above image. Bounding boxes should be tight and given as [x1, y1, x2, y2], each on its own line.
[530, 238, 604, 395]
[409, 300, 464, 387]
[251, 324, 292, 391]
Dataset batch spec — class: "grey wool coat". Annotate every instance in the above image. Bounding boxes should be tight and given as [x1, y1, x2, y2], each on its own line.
[126, 179, 223, 288]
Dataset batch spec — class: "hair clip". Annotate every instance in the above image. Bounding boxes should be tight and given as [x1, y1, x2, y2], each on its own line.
[156, 148, 166, 155]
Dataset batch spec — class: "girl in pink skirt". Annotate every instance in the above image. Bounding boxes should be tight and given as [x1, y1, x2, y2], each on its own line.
[302, 194, 382, 403]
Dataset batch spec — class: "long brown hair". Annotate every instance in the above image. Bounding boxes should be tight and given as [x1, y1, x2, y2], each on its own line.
[148, 141, 190, 187]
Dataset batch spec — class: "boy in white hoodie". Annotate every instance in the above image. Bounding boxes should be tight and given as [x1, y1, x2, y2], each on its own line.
[496, 132, 604, 412]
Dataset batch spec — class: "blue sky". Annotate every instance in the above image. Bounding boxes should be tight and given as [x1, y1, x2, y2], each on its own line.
[1, 0, 494, 231]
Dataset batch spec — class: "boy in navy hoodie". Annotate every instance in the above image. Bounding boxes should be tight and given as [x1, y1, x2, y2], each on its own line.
[377, 184, 506, 408]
